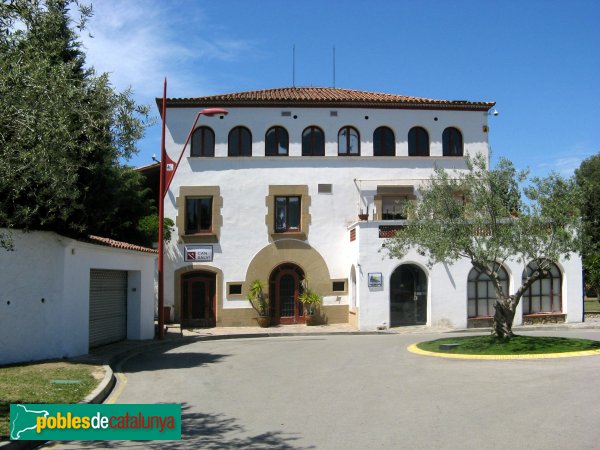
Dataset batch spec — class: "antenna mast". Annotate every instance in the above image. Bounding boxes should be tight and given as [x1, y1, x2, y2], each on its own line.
[333, 45, 336, 88]
[293, 44, 296, 87]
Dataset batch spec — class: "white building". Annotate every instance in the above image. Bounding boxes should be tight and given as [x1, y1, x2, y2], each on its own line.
[160, 87, 582, 330]
[0, 230, 156, 364]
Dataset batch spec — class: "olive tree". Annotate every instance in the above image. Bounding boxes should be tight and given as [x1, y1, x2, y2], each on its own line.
[383, 155, 581, 339]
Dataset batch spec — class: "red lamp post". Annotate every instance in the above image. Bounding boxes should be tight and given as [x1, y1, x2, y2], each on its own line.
[157, 79, 228, 339]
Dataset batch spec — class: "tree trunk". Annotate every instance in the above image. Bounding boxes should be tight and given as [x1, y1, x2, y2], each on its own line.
[491, 299, 516, 340]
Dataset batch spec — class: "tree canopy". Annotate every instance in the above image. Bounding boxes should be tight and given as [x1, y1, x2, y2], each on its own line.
[383, 154, 581, 338]
[0, 0, 152, 248]
[576, 153, 600, 299]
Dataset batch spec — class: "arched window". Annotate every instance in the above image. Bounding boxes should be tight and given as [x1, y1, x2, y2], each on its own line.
[191, 126, 215, 157]
[228, 126, 252, 157]
[442, 127, 463, 157]
[373, 126, 395, 156]
[302, 126, 325, 156]
[467, 264, 509, 318]
[408, 127, 430, 156]
[338, 126, 360, 156]
[265, 126, 289, 156]
[522, 261, 562, 314]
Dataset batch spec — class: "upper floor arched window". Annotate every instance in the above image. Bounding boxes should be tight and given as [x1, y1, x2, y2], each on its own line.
[302, 126, 325, 156]
[228, 126, 252, 157]
[373, 126, 395, 156]
[338, 126, 360, 156]
[408, 126, 430, 157]
[442, 127, 463, 157]
[191, 126, 215, 157]
[265, 126, 289, 156]
[522, 261, 562, 314]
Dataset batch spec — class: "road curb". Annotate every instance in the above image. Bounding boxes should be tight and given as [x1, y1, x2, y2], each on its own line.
[407, 343, 600, 360]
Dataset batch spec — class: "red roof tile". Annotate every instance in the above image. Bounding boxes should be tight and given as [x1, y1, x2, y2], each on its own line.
[159, 86, 494, 111]
[88, 235, 158, 254]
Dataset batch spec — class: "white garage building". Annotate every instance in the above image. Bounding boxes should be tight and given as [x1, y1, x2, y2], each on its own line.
[0, 230, 156, 364]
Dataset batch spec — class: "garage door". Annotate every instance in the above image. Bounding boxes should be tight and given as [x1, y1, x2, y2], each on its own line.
[89, 269, 127, 348]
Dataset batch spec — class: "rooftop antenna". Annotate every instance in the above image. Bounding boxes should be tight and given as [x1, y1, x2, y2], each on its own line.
[293, 44, 296, 87]
[333, 45, 336, 88]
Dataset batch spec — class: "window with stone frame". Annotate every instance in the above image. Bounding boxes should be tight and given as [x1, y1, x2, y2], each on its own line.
[275, 196, 301, 232]
[185, 197, 213, 234]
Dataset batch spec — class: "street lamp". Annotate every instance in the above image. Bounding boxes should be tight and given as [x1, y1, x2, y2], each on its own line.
[157, 79, 228, 339]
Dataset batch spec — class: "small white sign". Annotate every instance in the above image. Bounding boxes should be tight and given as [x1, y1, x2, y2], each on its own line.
[184, 245, 213, 262]
[166, 163, 174, 171]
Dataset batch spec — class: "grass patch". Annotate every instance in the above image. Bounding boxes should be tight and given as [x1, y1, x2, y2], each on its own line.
[417, 335, 600, 356]
[0, 361, 103, 438]
[584, 297, 600, 313]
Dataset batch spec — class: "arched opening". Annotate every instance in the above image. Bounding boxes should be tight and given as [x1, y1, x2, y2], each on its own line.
[522, 261, 562, 314]
[390, 264, 427, 326]
[269, 263, 305, 324]
[467, 263, 509, 318]
[180, 270, 216, 327]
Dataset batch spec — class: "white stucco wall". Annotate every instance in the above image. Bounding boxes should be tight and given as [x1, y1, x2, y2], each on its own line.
[354, 222, 583, 330]
[163, 106, 490, 313]
[162, 102, 583, 330]
[0, 230, 156, 365]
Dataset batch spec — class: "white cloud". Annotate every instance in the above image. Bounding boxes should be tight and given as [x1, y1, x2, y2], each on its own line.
[536, 146, 599, 176]
[78, 1, 254, 102]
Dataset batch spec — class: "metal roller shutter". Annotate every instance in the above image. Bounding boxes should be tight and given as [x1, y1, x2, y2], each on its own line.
[89, 269, 127, 348]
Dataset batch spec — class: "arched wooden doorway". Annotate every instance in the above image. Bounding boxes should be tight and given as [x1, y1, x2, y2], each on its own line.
[181, 271, 216, 327]
[269, 263, 305, 324]
[390, 264, 427, 326]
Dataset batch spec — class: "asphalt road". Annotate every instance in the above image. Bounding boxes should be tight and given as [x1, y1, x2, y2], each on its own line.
[45, 329, 600, 449]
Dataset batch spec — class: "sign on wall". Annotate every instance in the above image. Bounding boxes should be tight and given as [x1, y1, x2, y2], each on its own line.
[368, 272, 383, 287]
[184, 245, 213, 262]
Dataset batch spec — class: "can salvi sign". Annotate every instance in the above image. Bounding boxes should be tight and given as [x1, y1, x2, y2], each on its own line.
[184, 245, 213, 262]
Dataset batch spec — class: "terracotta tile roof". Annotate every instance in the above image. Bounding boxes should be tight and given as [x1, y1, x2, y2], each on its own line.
[88, 235, 158, 254]
[159, 86, 494, 111]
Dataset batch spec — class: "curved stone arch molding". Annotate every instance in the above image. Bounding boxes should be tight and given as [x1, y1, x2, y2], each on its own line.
[244, 239, 332, 297]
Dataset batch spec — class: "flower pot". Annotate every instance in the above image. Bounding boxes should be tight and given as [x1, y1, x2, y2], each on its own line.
[305, 314, 319, 326]
[358, 214, 369, 221]
[256, 316, 271, 328]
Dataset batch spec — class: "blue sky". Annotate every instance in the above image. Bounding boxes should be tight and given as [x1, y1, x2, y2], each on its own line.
[80, 0, 599, 176]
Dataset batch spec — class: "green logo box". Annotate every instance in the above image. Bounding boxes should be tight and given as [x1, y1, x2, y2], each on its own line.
[10, 404, 181, 441]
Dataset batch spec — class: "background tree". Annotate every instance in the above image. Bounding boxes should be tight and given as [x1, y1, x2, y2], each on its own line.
[0, 0, 152, 249]
[383, 155, 581, 339]
[575, 153, 600, 301]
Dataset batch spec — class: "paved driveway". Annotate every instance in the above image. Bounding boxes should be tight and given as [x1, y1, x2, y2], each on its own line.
[46, 329, 600, 449]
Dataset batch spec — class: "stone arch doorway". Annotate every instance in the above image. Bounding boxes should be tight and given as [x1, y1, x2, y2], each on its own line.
[390, 264, 427, 326]
[269, 263, 305, 325]
[181, 270, 216, 328]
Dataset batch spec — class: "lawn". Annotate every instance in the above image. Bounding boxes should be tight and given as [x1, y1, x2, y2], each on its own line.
[0, 361, 103, 439]
[417, 335, 600, 356]
[584, 297, 600, 312]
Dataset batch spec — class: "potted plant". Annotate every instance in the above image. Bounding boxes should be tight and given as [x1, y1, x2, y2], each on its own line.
[358, 209, 369, 221]
[247, 279, 270, 327]
[299, 279, 322, 326]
